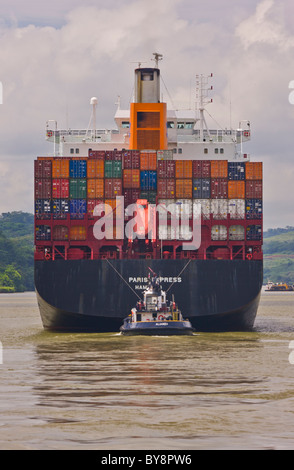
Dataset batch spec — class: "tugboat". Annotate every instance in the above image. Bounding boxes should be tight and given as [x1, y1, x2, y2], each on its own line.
[120, 269, 194, 336]
[265, 281, 294, 291]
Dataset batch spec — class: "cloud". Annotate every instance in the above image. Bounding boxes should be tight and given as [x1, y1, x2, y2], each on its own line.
[236, 0, 294, 50]
[0, 0, 293, 229]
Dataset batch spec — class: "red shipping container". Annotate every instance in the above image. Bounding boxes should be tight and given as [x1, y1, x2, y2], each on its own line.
[123, 188, 141, 206]
[158, 179, 175, 198]
[87, 199, 104, 218]
[35, 159, 52, 178]
[245, 180, 262, 198]
[35, 178, 51, 199]
[88, 150, 105, 159]
[53, 225, 69, 241]
[157, 160, 175, 178]
[105, 150, 123, 161]
[104, 178, 122, 198]
[211, 178, 228, 199]
[52, 179, 69, 198]
[192, 160, 211, 178]
[123, 151, 140, 169]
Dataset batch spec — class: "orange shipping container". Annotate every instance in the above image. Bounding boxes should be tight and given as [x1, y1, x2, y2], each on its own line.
[87, 178, 104, 199]
[87, 159, 104, 178]
[70, 226, 87, 241]
[123, 169, 140, 188]
[140, 151, 157, 170]
[245, 162, 262, 180]
[228, 181, 245, 199]
[175, 160, 192, 178]
[176, 179, 192, 198]
[210, 160, 228, 178]
[52, 159, 70, 178]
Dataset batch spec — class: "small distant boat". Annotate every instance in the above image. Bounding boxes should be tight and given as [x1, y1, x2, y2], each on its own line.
[265, 281, 294, 292]
[120, 269, 194, 336]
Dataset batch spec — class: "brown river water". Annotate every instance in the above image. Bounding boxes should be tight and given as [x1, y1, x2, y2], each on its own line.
[0, 290, 294, 450]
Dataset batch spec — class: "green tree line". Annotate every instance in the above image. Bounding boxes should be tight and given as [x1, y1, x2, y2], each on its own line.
[0, 211, 293, 292]
[0, 212, 34, 292]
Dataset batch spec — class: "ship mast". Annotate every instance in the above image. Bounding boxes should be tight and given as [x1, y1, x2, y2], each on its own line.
[152, 52, 163, 69]
[196, 74, 213, 141]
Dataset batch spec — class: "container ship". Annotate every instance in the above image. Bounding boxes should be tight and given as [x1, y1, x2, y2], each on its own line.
[34, 54, 263, 332]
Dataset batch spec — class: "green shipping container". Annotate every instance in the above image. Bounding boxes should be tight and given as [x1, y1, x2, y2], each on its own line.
[140, 191, 157, 204]
[104, 161, 122, 178]
[69, 179, 87, 199]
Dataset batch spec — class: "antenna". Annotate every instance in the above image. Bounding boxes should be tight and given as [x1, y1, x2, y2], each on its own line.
[131, 61, 147, 69]
[195, 74, 213, 141]
[115, 95, 121, 110]
[86, 97, 98, 140]
[152, 52, 163, 68]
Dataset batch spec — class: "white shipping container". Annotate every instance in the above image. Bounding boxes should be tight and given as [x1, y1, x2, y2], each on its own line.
[211, 225, 227, 240]
[229, 225, 245, 240]
[192, 199, 210, 219]
[179, 225, 192, 240]
[211, 199, 228, 219]
[158, 224, 178, 240]
[175, 199, 193, 218]
[228, 199, 245, 219]
[157, 149, 174, 160]
[157, 199, 176, 221]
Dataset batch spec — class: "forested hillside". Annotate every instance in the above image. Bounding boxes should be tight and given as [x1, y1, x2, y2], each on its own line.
[263, 226, 294, 284]
[0, 212, 293, 292]
[0, 212, 34, 292]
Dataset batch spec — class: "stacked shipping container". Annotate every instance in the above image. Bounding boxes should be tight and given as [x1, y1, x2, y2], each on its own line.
[35, 153, 262, 250]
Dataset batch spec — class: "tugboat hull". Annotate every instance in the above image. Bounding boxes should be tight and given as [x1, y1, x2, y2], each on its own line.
[120, 321, 194, 336]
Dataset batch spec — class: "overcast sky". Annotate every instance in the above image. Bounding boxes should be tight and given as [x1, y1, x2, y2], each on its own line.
[0, 0, 294, 229]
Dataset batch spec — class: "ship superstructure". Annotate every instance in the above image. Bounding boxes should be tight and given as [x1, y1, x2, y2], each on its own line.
[34, 54, 263, 332]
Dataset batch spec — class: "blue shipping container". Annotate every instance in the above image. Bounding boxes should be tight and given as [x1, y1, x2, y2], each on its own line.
[35, 199, 51, 219]
[52, 199, 69, 219]
[246, 224, 262, 241]
[140, 171, 157, 191]
[69, 160, 87, 178]
[192, 178, 210, 198]
[70, 199, 87, 219]
[35, 225, 51, 241]
[245, 199, 262, 219]
[228, 162, 245, 180]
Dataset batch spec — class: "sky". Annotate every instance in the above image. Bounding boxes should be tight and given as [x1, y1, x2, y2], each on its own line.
[0, 0, 294, 229]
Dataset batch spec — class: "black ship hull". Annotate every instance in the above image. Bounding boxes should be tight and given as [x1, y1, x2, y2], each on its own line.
[35, 259, 263, 332]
